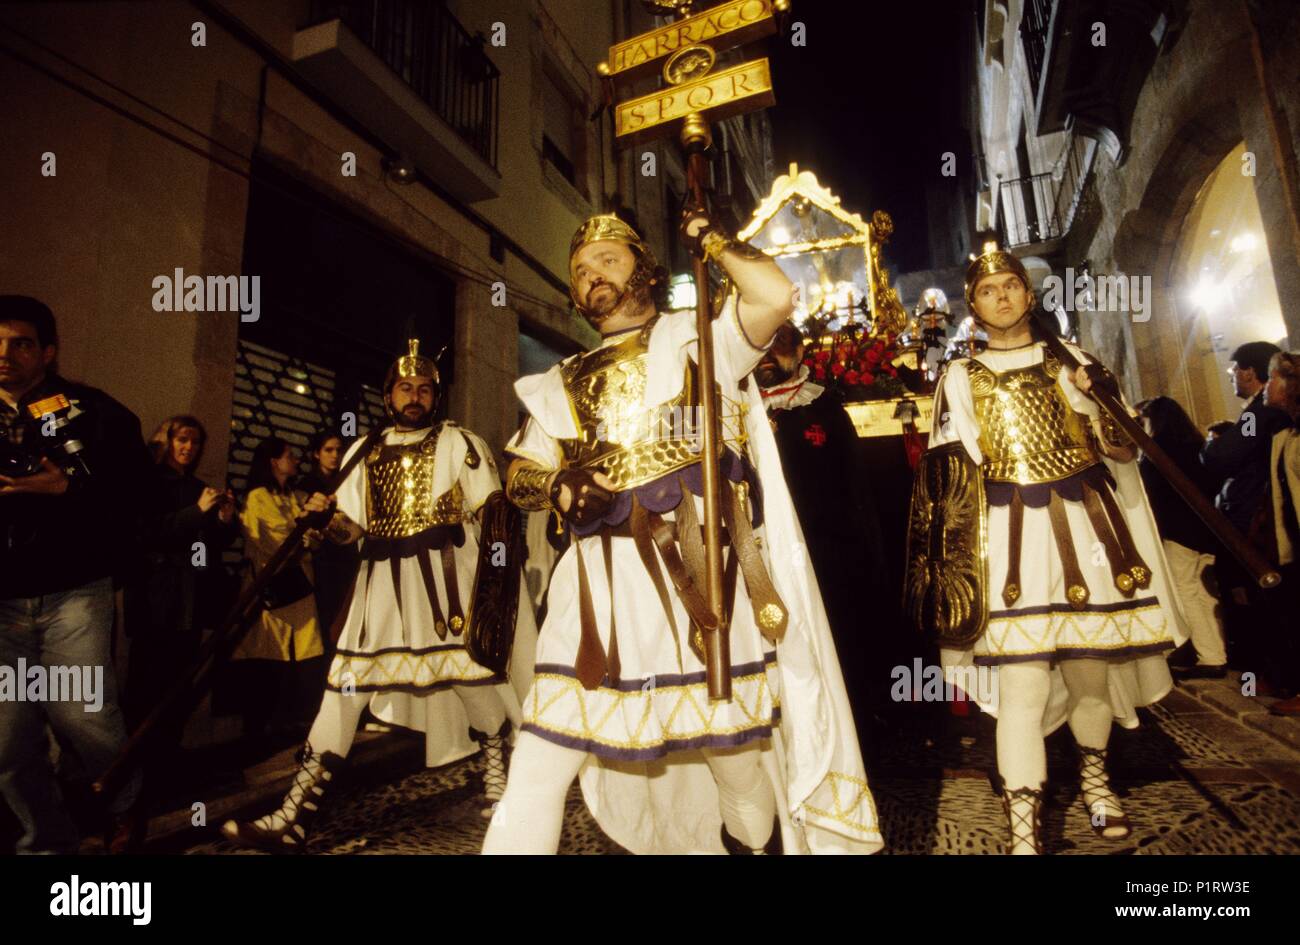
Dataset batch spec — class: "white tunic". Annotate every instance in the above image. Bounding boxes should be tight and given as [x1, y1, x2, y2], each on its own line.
[327, 422, 533, 765]
[508, 302, 882, 854]
[930, 342, 1188, 731]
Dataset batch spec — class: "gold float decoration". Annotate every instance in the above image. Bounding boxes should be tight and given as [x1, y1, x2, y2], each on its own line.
[741, 164, 922, 438]
[738, 163, 908, 336]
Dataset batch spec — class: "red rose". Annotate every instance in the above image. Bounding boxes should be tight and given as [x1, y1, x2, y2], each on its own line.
[814, 365, 826, 380]
[815, 350, 831, 364]
[845, 370, 860, 385]
[860, 371, 875, 386]
[831, 362, 845, 377]
[865, 348, 881, 365]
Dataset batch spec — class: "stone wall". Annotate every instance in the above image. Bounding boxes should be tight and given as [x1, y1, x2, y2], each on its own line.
[1070, 0, 1300, 409]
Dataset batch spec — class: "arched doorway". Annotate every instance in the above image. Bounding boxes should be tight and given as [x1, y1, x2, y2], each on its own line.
[1169, 142, 1288, 426]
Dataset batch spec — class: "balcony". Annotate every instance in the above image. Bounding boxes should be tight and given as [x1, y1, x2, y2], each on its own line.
[1026, 0, 1170, 162]
[993, 132, 1096, 250]
[294, 0, 502, 201]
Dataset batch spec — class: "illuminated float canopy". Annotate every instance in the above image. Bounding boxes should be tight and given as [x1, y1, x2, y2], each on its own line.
[739, 163, 908, 336]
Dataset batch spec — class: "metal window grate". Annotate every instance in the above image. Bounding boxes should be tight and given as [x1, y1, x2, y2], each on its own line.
[227, 339, 386, 496]
[1020, 0, 1054, 104]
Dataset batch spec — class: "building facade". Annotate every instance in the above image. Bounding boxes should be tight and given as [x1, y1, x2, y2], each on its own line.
[0, 0, 774, 745]
[0, 0, 773, 481]
[969, 0, 1299, 425]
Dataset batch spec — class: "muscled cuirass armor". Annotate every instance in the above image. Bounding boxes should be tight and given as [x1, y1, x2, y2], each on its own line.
[967, 351, 1100, 485]
[559, 323, 746, 491]
[365, 427, 465, 538]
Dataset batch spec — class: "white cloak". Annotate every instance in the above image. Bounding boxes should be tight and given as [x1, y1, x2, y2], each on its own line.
[508, 302, 882, 854]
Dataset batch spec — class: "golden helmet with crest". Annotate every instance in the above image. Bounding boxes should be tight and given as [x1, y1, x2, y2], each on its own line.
[383, 338, 442, 420]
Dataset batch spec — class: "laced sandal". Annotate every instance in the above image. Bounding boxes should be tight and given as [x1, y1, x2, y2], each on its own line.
[1002, 785, 1044, 855]
[471, 720, 512, 819]
[1078, 745, 1131, 840]
[220, 743, 345, 854]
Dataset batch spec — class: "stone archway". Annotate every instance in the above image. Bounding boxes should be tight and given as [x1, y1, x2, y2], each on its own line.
[1110, 98, 1243, 419]
[1102, 83, 1253, 421]
[1097, 1, 1300, 421]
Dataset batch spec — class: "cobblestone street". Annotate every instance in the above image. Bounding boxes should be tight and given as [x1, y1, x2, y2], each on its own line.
[175, 673, 1300, 855]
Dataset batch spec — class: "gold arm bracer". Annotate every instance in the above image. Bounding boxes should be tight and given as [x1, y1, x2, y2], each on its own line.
[506, 461, 556, 512]
[1094, 410, 1137, 461]
[701, 229, 768, 266]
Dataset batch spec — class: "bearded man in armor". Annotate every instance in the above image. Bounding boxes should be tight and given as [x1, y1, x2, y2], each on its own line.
[222, 341, 529, 853]
[907, 243, 1185, 853]
[481, 210, 882, 855]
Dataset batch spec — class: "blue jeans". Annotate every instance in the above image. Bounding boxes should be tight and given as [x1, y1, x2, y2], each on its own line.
[0, 578, 142, 853]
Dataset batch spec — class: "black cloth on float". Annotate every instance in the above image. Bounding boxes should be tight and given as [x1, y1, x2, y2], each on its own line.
[767, 387, 886, 732]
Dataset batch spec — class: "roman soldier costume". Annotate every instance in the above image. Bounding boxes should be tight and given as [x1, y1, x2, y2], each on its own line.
[222, 340, 533, 853]
[905, 243, 1186, 853]
[485, 215, 881, 855]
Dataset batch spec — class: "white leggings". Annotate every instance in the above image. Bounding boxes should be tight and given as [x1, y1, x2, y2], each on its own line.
[996, 659, 1113, 790]
[306, 686, 508, 759]
[481, 732, 776, 854]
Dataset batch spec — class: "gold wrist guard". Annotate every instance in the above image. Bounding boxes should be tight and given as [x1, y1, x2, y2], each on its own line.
[1097, 411, 1135, 452]
[701, 229, 766, 266]
[506, 463, 555, 511]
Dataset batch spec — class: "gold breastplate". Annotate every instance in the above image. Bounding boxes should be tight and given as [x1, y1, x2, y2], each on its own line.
[559, 323, 747, 491]
[968, 352, 1099, 484]
[365, 427, 465, 538]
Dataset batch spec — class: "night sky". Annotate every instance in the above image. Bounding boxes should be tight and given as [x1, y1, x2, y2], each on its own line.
[767, 1, 971, 273]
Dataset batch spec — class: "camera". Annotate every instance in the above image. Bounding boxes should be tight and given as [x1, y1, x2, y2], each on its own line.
[0, 439, 44, 478]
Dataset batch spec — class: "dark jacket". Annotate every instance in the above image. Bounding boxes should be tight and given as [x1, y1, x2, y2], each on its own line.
[765, 383, 885, 729]
[130, 463, 238, 632]
[1201, 392, 1291, 535]
[1141, 440, 1219, 555]
[0, 374, 152, 599]
[123, 464, 238, 726]
[298, 469, 360, 635]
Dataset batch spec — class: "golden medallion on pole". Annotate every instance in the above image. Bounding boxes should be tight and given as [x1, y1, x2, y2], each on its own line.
[664, 44, 716, 85]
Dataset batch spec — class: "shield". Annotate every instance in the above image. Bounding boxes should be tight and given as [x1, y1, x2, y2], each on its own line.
[465, 491, 526, 676]
[903, 442, 989, 647]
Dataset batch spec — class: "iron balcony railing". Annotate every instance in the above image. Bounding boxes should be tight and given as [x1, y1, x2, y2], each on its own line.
[307, 0, 500, 168]
[994, 132, 1095, 249]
